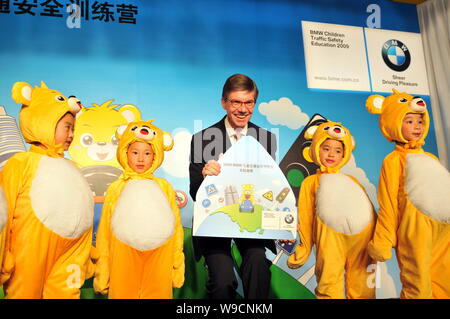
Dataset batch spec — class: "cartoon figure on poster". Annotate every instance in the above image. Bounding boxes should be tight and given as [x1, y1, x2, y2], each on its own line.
[193, 135, 297, 240]
[366, 89, 450, 299]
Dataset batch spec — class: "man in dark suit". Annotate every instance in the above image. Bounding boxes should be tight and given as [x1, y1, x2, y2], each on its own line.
[189, 74, 277, 299]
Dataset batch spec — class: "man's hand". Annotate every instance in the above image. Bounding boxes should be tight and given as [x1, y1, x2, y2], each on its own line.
[202, 160, 221, 178]
[278, 240, 296, 245]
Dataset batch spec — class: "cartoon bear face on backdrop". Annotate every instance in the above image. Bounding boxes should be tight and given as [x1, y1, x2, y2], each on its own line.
[69, 100, 141, 168]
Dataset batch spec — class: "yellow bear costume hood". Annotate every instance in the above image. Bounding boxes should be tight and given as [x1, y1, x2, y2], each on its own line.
[11, 81, 83, 157]
[306, 121, 355, 173]
[116, 120, 174, 180]
[366, 88, 429, 149]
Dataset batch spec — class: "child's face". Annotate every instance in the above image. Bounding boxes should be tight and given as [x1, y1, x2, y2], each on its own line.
[127, 141, 154, 174]
[54, 112, 75, 151]
[319, 139, 344, 168]
[402, 113, 424, 141]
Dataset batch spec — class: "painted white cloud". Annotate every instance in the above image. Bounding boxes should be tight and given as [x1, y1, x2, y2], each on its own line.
[341, 155, 379, 210]
[161, 130, 192, 178]
[258, 97, 309, 130]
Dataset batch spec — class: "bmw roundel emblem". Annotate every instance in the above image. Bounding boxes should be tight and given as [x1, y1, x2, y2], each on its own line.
[382, 39, 411, 72]
[284, 214, 294, 224]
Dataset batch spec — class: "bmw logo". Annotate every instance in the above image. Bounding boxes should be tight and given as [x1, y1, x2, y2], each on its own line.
[284, 214, 294, 224]
[382, 39, 411, 72]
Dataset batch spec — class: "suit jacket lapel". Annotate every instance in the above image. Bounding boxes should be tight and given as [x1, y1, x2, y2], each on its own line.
[247, 122, 259, 141]
[216, 116, 232, 153]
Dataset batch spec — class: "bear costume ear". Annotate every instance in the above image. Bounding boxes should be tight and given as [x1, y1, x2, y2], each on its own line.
[119, 104, 141, 123]
[304, 125, 318, 140]
[162, 131, 173, 151]
[351, 135, 356, 150]
[303, 146, 314, 163]
[115, 125, 128, 140]
[366, 94, 384, 114]
[76, 106, 85, 119]
[11, 82, 33, 106]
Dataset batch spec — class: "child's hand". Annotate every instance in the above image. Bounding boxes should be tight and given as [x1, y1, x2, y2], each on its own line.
[202, 160, 221, 177]
[287, 243, 308, 269]
[367, 241, 392, 262]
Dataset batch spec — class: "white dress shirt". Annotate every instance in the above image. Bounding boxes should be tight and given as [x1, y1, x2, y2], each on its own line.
[224, 117, 248, 145]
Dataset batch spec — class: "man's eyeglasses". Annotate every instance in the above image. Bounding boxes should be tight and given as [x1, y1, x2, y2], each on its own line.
[226, 99, 255, 109]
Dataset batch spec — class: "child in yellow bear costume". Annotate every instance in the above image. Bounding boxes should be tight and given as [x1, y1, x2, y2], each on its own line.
[287, 121, 376, 299]
[0, 81, 94, 298]
[366, 89, 450, 299]
[94, 120, 184, 298]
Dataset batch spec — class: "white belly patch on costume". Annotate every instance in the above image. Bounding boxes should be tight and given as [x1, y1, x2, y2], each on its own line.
[316, 173, 373, 235]
[111, 179, 175, 251]
[0, 187, 8, 232]
[406, 153, 450, 223]
[30, 156, 94, 238]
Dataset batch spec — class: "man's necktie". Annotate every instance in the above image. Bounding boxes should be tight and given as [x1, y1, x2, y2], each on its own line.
[234, 127, 243, 141]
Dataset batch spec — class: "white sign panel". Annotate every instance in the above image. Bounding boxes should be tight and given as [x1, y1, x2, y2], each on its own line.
[302, 21, 371, 92]
[193, 136, 297, 240]
[364, 28, 430, 95]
